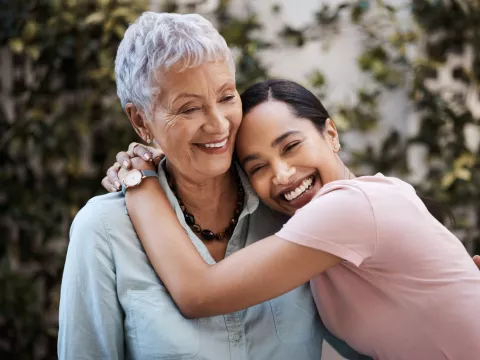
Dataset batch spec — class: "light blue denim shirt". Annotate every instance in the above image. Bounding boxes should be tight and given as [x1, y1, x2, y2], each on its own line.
[58, 161, 369, 360]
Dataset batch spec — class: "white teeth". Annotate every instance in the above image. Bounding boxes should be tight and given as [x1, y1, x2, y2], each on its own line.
[203, 139, 227, 148]
[283, 176, 314, 201]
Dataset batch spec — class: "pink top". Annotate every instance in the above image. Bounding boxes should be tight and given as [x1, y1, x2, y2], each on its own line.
[276, 174, 480, 360]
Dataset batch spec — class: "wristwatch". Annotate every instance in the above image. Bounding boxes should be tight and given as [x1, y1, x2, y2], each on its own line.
[122, 169, 158, 195]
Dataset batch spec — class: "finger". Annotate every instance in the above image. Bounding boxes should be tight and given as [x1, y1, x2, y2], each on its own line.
[102, 176, 118, 193]
[127, 142, 141, 157]
[151, 147, 164, 159]
[118, 167, 130, 182]
[107, 166, 122, 190]
[153, 155, 164, 167]
[474, 255, 480, 270]
[116, 151, 131, 169]
[132, 144, 153, 161]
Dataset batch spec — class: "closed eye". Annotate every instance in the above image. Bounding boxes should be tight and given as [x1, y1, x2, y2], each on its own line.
[250, 164, 266, 175]
[181, 107, 201, 115]
[282, 141, 301, 155]
[221, 95, 235, 102]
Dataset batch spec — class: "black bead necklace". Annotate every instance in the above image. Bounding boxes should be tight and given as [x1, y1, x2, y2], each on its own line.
[163, 162, 245, 241]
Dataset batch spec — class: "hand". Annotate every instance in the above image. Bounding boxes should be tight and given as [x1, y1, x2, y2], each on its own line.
[474, 255, 480, 270]
[101, 142, 164, 192]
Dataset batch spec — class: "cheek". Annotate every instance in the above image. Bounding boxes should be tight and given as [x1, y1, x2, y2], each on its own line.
[227, 103, 243, 133]
[152, 118, 198, 156]
[249, 174, 277, 205]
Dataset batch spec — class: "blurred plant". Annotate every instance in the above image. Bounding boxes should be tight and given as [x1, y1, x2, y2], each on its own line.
[0, 0, 148, 358]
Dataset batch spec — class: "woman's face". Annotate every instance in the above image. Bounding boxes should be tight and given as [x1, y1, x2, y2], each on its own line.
[235, 100, 343, 216]
[148, 60, 242, 182]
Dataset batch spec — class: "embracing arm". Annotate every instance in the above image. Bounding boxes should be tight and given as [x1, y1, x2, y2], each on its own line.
[58, 202, 124, 359]
[126, 164, 341, 319]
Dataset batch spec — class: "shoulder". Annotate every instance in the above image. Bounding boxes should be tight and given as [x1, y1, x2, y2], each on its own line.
[312, 174, 413, 211]
[306, 179, 375, 219]
[283, 180, 378, 245]
[70, 192, 130, 254]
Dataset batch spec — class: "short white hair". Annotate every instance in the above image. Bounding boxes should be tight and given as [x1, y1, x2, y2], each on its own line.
[115, 12, 235, 116]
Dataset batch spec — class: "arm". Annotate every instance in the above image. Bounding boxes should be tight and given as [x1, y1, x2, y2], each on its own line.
[58, 202, 124, 359]
[125, 160, 341, 319]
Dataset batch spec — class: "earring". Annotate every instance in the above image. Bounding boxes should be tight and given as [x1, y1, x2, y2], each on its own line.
[334, 144, 341, 152]
[146, 135, 151, 144]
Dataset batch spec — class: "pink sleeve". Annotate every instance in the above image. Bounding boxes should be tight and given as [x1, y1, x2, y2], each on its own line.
[276, 183, 377, 267]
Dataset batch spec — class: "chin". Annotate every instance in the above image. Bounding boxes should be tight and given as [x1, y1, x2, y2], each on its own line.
[197, 156, 234, 179]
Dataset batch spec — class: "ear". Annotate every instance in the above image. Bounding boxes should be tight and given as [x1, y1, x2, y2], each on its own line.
[125, 103, 150, 142]
[324, 118, 340, 145]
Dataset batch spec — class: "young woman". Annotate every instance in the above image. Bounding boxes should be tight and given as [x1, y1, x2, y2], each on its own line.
[113, 80, 480, 359]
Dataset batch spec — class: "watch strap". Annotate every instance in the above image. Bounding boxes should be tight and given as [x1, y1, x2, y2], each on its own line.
[140, 169, 158, 178]
[122, 169, 158, 195]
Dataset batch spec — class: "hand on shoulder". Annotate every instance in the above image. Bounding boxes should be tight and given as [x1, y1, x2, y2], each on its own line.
[474, 255, 480, 270]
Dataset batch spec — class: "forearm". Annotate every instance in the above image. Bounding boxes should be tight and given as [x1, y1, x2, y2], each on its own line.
[126, 179, 213, 315]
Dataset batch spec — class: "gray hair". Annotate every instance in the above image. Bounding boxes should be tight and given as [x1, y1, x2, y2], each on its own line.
[115, 12, 235, 116]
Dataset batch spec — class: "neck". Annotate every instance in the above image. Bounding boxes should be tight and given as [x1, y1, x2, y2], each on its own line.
[336, 156, 356, 180]
[166, 162, 239, 234]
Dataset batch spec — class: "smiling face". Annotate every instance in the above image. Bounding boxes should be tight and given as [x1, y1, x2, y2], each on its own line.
[133, 60, 242, 182]
[236, 100, 344, 216]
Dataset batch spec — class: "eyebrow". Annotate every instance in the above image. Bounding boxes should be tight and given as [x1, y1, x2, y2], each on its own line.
[242, 153, 260, 167]
[271, 131, 301, 147]
[218, 80, 235, 93]
[172, 81, 235, 103]
[173, 93, 203, 102]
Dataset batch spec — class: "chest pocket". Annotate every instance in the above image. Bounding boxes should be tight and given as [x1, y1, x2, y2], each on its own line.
[269, 284, 321, 343]
[126, 288, 200, 359]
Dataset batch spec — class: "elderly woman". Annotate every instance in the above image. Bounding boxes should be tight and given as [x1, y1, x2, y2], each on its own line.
[58, 12, 367, 360]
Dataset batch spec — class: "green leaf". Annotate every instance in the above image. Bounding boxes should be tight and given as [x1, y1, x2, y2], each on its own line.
[114, 25, 126, 39]
[111, 7, 131, 19]
[26, 46, 41, 61]
[22, 21, 38, 41]
[84, 12, 105, 25]
[8, 38, 24, 53]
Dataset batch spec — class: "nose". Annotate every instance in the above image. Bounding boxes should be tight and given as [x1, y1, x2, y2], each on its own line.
[203, 106, 229, 134]
[272, 161, 296, 185]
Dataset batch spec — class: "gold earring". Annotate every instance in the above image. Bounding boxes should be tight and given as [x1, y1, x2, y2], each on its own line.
[334, 144, 341, 152]
[146, 135, 151, 144]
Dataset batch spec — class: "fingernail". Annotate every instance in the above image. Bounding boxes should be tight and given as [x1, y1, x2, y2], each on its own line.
[111, 187, 117, 192]
[123, 160, 129, 168]
[144, 153, 151, 160]
[114, 181, 121, 189]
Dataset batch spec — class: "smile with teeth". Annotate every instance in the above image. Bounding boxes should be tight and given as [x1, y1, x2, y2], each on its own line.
[200, 139, 228, 148]
[284, 175, 314, 201]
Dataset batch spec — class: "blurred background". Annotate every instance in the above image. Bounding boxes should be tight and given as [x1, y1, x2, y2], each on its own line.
[1, 0, 479, 359]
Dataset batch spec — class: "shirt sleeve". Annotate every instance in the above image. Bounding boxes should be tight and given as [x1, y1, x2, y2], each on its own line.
[276, 183, 377, 267]
[58, 201, 124, 360]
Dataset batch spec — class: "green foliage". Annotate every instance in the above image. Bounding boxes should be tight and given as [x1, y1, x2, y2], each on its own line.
[0, 0, 147, 358]
[309, 0, 480, 245]
[1, 0, 479, 359]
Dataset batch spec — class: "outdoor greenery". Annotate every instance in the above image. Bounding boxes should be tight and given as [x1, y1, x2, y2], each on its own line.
[1, 0, 478, 358]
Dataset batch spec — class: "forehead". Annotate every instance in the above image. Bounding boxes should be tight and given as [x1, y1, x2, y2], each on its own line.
[240, 100, 309, 137]
[156, 60, 235, 100]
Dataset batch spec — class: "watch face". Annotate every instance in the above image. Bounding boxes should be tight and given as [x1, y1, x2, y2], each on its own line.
[124, 169, 142, 187]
